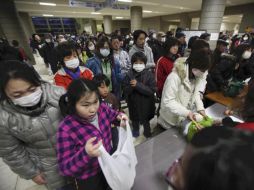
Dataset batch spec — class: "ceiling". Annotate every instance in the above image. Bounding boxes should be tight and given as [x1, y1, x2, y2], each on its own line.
[14, 0, 254, 20]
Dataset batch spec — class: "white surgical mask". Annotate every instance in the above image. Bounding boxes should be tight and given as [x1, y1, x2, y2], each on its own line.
[59, 38, 66, 43]
[161, 37, 166, 42]
[65, 58, 79, 69]
[129, 40, 134, 45]
[242, 51, 252, 59]
[192, 68, 204, 78]
[243, 36, 248, 41]
[12, 88, 43, 107]
[133, 64, 145, 72]
[88, 44, 95, 51]
[100, 48, 110, 57]
[152, 33, 157, 39]
[45, 39, 51, 43]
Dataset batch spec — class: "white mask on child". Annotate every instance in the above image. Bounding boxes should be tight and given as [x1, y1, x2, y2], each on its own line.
[242, 51, 252, 59]
[192, 68, 204, 78]
[12, 88, 43, 107]
[65, 58, 79, 69]
[88, 44, 95, 51]
[133, 64, 145, 72]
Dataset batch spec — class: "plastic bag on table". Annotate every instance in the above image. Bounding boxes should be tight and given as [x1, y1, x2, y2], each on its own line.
[98, 120, 138, 190]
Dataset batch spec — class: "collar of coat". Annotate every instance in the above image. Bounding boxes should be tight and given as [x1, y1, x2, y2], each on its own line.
[56, 66, 87, 76]
[174, 57, 194, 92]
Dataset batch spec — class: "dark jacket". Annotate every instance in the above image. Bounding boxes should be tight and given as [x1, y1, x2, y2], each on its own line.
[234, 59, 254, 81]
[41, 42, 59, 73]
[207, 54, 237, 92]
[123, 68, 156, 122]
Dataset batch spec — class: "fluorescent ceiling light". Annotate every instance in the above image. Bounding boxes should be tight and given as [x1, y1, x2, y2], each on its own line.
[39, 2, 56, 6]
[117, 0, 132, 2]
[43, 14, 54, 17]
[116, 17, 123, 19]
[143, 10, 152, 13]
[91, 12, 101, 15]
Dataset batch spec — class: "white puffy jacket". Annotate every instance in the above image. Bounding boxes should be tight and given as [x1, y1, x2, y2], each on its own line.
[158, 57, 207, 128]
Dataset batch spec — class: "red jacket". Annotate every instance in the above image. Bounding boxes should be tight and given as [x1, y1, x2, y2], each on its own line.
[236, 122, 254, 131]
[54, 66, 93, 89]
[155, 56, 174, 97]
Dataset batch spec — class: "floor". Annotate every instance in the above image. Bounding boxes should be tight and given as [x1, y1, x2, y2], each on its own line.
[0, 55, 161, 190]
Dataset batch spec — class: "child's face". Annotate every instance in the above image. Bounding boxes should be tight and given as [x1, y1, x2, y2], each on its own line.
[98, 82, 109, 98]
[133, 59, 144, 65]
[75, 92, 99, 121]
[63, 51, 78, 62]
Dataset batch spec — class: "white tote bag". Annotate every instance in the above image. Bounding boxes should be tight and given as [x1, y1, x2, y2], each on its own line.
[98, 121, 138, 190]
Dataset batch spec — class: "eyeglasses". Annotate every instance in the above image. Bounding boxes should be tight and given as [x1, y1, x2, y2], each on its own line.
[165, 157, 182, 190]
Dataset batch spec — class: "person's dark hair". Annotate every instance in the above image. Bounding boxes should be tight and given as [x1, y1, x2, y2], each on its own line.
[185, 127, 254, 190]
[163, 37, 180, 56]
[199, 33, 211, 40]
[11, 40, 19, 47]
[95, 37, 109, 51]
[187, 36, 199, 49]
[0, 60, 42, 102]
[57, 41, 78, 66]
[93, 74, 110, 87]
[241, 83, 254, 122]
[85, 40, 95, 58]
[110, 35, 119, 42]
[131, 52, 147, 65]
[59, 79, 98, 116]
[133, 30, 147, 44]
[191, 39, 210, 52]
[187, 49, 211, 72]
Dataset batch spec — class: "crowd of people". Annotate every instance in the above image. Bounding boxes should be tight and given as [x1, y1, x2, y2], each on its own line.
[0, 27, 254, 190]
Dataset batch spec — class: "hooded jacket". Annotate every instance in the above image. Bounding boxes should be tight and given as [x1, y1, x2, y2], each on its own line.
[158, 57, 206, 127]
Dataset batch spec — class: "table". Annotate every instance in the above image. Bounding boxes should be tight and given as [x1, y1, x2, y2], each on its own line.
[205, 85, 248, 107]
[205, 91, 234, 107]
[132, 128, 186, 190]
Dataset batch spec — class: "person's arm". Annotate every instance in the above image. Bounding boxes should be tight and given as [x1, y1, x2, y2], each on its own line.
[57, 127, 93, 177]
[161, 73, 190, 117]
[134, 71, 156, 96]
[0, 125, 40, 180]
[54, 74, 67, 89]
[122, 74, 134, 97]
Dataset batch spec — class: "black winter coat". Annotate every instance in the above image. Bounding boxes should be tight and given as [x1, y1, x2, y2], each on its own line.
[207, 55, 237, 92]
[41, 43, 59, 74]
[123, 68, 156, 122]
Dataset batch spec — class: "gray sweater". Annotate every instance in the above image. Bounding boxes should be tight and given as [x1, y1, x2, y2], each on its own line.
[129, 44, 155, 68]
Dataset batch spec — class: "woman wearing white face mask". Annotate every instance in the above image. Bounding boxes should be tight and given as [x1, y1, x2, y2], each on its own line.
[86, 37, 123, 100]
[123, 52, 156, 138]
[0, 61, 69, 190]
[158, 49, 210, 129]
[54, 42, 93, 90]
[78, 40, 96, 64]
[234, 44, 254, 81]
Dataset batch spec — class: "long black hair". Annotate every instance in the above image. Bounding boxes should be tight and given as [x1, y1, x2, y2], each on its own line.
[187, 49, 211, 79]
[59, 78, 99, 116]
[0, 60, 42, 102]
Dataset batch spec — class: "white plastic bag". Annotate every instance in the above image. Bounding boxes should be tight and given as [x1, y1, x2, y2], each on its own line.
[98, 121, 138, 190]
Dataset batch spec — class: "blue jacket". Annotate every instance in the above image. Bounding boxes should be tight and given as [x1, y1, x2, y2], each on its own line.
[86, 55, 124, 99]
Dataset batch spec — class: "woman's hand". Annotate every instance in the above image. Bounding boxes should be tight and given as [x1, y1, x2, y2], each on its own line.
[117, 113, 129, 128]
[130, 79, 137, 87]
[32, 173, 47, 185]
[224, 109, 234, 116]
[198, 110, 208, 119]
[85, 137, 101, 157]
